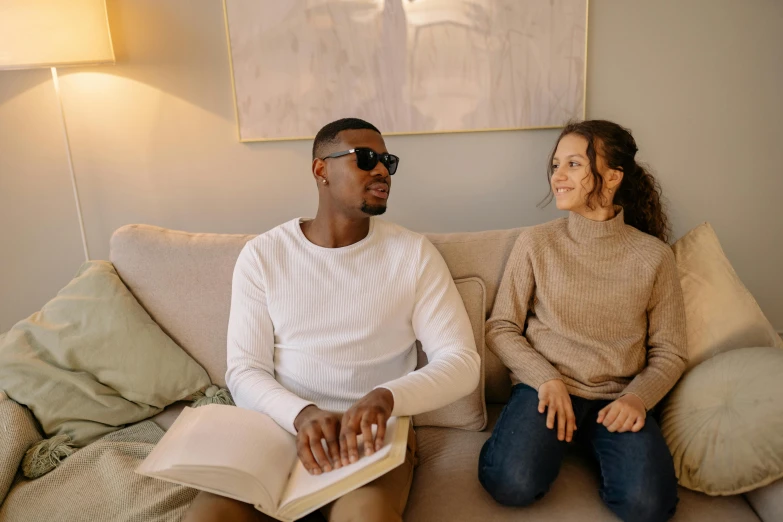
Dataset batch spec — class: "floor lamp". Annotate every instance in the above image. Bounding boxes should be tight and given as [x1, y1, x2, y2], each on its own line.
[0, 0, 115, 262]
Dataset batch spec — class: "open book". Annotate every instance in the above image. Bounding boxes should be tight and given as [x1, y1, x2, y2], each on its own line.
[136, 404, 410, 522]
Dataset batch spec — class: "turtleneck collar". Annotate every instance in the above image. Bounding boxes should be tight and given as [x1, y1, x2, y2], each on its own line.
[567, 206, 626, 242]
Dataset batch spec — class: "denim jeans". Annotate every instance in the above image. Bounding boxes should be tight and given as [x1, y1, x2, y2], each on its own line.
[478, 384, 678, 522]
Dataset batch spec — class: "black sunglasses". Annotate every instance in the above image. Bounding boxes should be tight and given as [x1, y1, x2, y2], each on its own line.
[321, 147, 399, 175]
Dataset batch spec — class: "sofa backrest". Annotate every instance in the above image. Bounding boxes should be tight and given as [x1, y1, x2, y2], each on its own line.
[423, 229, 522, 403]
[110, 223, 523, 404]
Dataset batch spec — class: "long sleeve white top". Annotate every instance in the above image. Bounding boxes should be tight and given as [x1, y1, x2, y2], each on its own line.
[225, 217, 480, 434]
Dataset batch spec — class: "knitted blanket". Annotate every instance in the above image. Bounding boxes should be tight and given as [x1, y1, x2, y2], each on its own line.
[0, 401, 196, 522]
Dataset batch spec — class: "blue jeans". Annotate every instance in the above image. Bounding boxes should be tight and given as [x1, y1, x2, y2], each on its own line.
[479, 384, 678, 522]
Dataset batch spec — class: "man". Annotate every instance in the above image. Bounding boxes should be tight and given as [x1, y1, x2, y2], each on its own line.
[184, 118, 480, 522]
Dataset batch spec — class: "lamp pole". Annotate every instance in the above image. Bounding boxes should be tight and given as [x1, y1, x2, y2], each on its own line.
[51, 67, 90, 262]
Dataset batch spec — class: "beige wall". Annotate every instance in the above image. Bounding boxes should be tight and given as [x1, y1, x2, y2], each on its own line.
[1, 0, 781, 332]
[586, 0, 783, 332]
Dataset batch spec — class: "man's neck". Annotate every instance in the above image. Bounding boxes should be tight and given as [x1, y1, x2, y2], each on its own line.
[301, 211, 372, 248]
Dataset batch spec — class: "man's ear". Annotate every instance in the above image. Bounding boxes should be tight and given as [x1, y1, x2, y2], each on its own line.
[313, 158, 327, 184]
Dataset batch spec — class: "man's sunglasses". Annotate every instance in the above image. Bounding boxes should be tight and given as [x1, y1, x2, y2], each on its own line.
[321, 148, 399, 175]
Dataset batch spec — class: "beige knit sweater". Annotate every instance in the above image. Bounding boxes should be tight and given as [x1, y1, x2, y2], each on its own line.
[486, 209, 687, 409]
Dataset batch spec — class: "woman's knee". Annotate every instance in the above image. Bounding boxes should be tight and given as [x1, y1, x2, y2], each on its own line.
[595, 417, 678, 522]
[478, 448, 554, 507]
[605, 482, 678, 522]
[477, 384, 568, 507]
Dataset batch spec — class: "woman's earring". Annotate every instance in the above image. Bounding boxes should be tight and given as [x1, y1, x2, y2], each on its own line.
[322, 179, 328, 185]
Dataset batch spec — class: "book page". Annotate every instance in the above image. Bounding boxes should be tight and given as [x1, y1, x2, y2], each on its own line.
[276, 417, 409, 518]
[136, 405, 298, 512]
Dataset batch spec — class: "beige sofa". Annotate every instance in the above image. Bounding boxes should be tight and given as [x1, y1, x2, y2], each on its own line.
[106, 223, 781, 522]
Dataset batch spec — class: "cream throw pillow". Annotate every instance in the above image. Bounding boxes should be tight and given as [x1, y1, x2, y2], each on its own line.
[660, 347, 783, 495]
[413, 277, 487, 431]
[673, 223, 782, 368]
[0, 261, 211, 450]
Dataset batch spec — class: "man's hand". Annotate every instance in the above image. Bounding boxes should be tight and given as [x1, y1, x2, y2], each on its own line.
[538, 379, 577, 442]
[597, 394, 646, 433]
[340, 388, 394, 466]
[293, 405, 342, 475]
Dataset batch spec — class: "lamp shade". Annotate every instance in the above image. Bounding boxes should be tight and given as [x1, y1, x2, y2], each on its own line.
[0, 0, 115, 70]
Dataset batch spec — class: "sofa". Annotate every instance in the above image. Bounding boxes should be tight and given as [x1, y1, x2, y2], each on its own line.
[2, 222, 781, 521]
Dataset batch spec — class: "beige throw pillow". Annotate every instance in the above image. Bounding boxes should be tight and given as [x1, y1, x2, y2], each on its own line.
[673, 223, 782, 368]
[413, 277, 487, 431]
[660, 347, 783, 495]
[0, 261, 212, 451]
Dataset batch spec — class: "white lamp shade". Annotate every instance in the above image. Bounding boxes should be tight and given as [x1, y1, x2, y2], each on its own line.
[0, 0, 115, 70]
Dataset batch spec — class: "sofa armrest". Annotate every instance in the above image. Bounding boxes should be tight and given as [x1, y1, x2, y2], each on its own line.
[0, 391, 42, 503]
[746, 479, 783, 522]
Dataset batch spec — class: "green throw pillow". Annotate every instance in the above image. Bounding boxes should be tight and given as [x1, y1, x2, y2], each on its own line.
[0, 261, 212, 474]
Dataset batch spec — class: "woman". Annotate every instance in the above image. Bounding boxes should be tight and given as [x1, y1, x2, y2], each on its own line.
[478, 120, 687, 522]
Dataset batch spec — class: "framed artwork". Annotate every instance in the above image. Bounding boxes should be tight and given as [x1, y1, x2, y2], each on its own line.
[224, 0, 588, 142]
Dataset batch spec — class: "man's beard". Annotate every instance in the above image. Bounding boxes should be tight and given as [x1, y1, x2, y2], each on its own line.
[361, 201, 387, 216]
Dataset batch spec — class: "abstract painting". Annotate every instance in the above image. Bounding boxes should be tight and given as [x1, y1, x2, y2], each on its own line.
[224, 0, 587, 141]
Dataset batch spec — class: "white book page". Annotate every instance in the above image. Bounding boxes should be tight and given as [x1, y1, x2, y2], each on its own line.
[278, 417, 400, 509]
[138, 405, 298, 511]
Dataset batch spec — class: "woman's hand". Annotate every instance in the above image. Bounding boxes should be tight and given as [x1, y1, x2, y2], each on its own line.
[597, 394, 646, 433]
[538, 379, 577, 442]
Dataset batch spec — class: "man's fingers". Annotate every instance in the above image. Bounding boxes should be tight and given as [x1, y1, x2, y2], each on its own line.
[360, 415, 374, 457]
[374, 413, 387, 452]
[322, 422, 341, 469]
[326, 437, 341, 469]
[339, 433, 349, 467]
[341, 427, 360, 464]
[296, 435, 322, 475]
[309, 434, 332, 473]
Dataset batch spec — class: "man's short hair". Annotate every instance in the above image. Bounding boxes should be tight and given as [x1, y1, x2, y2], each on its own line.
[312, 118, 381, 160]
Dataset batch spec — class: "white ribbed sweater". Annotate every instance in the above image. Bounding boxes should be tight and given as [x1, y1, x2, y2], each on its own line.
[226, 218, 480, 434]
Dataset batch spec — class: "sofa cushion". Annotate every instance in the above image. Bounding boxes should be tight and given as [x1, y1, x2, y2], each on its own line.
[661, 347, 783, 495]
[746, 478, 783, 522]
[672, 223, 783, 368]
[414, 277, 487, 431]
[404, 405, 759, 522]
[0, 261, 211, 451]
[425, 228, 522, 404]
[111, 224, 254, 386]
[111, 224, 521, 403]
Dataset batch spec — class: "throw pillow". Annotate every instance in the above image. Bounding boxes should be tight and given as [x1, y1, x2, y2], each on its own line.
[0, 261, 212, 476]
[672, 223, 782, 368]
[413, 277, 487, 431]
[660, 347, 783, 495]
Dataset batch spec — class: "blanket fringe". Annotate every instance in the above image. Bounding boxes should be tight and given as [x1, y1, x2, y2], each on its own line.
[22, 434, 76, 478]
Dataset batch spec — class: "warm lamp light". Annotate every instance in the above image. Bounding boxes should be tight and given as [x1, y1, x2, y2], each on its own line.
[0, 0, 115, 261]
